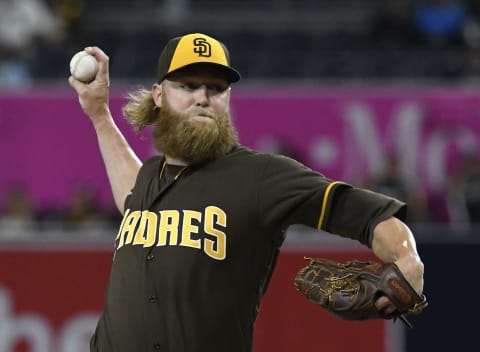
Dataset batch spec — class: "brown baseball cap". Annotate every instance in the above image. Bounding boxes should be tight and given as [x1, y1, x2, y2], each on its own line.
[157, 33, 241, 83]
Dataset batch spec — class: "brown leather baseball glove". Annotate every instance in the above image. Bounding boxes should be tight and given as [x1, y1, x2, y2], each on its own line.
[294, 257, 428, 328]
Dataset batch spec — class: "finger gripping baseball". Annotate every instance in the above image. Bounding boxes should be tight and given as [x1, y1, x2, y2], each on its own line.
[294, 257, 428, 328]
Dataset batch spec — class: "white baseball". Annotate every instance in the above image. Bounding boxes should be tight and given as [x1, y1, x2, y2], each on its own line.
[69, 51, 99, 82]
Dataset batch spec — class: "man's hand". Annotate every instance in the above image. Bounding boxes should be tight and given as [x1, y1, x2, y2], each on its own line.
[370, 217, 424, 316]
[376, 253, 424, 315]
[68, 46, 111, 126]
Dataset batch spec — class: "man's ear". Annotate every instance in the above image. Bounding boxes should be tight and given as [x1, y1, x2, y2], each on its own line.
[152, 83, 163, 108]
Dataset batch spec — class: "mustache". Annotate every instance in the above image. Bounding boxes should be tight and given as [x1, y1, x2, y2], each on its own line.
[188, 109, 216, 119]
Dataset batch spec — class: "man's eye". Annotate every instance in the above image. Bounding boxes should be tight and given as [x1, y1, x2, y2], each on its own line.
[181, 83, 199, 90]
[208, 85, 227, 93]
[179, 83, 227, 92]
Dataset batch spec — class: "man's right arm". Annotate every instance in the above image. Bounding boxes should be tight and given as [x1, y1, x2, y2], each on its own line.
[68, 47, 142, 214]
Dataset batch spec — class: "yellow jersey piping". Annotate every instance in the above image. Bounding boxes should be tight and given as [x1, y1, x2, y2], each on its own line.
[317, 181, 344, 230]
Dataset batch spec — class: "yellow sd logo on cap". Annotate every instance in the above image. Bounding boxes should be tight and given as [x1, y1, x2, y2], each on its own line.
[193, 38, 211, 57]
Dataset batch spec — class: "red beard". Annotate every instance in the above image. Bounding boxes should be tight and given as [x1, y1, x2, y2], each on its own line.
[152, 96, 238, 165]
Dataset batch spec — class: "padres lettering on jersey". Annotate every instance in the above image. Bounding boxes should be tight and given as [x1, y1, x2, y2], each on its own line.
[115, 206, 227, 260]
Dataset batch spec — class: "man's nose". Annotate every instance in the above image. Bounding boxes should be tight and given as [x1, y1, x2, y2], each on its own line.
[194, 85, 209, 106]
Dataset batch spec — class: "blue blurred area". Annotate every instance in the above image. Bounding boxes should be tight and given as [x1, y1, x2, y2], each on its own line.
[3, 0, 480, 85]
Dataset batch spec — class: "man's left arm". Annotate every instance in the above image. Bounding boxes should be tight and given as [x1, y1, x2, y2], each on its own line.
[371, 217, 424, 312]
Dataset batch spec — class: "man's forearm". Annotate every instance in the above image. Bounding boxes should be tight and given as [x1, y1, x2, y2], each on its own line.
[371, 217, 424, 294]
[94, 112, 142, 214]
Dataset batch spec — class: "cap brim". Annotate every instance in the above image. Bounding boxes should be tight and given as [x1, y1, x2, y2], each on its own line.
[165, 62, 241, 83]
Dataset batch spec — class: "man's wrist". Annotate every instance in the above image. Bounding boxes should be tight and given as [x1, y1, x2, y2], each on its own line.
[92, 110, 114, 131]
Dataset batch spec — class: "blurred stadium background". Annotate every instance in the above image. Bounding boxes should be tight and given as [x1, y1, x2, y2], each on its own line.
[0, 0, 478, 351]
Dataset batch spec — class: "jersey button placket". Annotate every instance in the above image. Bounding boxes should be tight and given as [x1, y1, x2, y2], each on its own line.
[145, 248, 164, 349]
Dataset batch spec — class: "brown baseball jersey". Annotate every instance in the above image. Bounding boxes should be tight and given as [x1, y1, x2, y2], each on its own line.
[90, 145, 406, 352]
